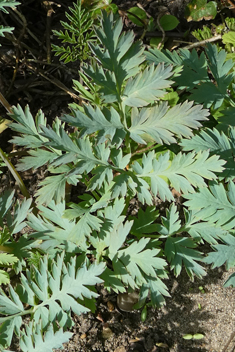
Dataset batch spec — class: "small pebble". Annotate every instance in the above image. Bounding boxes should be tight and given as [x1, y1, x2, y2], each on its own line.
[117, 292, 139, 312]
[107, 300, 115, 311]
[102, 324, 113, 340]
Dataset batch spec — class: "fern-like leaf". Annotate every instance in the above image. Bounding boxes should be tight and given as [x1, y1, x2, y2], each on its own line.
[224, 272, 235, 287]
[0, 270, 11, 285]
[17, 149, 58, 171]
[84, 11, 145, 97]
[174, 49, 208, 89]
[0, 0, 20, 13]
[0, 190, 14, 227]
[9, 105, 48, 148]
[20, 322, 72, 352]
[158, 204, 182, 237]
[0, 253, 18, 266]
[132, 150, 225, 202]
[145, 46, 183, 66]
[139, 274, 170, 308]
[0, 25, 15, 37]
[184, 208, 229, 245]
[0, 252, 105, 346]
[107, 221, 167, 289]
[122, 63, 173, 107]
[7, 197, 32, 234]
[180, 127, 234, 180]
[165, 237, 206, 279]
[129, 206, 160, 237]
[27, 200, 90, 250]
[184, 181, 235, 230]
[0, 316, 22, 349]
[35, 168, 80, 205]
[203, 233, 235, 270]
[129, 101, 208, 145]
[146, 44, 235, 109]
[61, 105, 126, 146]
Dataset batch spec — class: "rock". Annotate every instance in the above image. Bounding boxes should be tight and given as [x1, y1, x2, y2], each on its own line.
[117, 292, 139, 312]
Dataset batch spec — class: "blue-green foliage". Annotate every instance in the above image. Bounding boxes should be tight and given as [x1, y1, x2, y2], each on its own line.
[1, 7, 235, 352]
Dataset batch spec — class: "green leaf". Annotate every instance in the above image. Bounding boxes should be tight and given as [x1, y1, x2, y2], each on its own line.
[141, 305, 147, 322]
[40, 125, 80, 154]
[35, 171, 80, 205]
[40, 126, 109, 174]
[190, 81, 225, 109]
[174, 49, 208, 90]
[0, 253, 105, 328]
[193, 333, 204, 340]
[0, 285, 24, 316]
[185, 0, 217, 21]
[0, 270, 10, 285]
[184, 209, 228, 244]
[183, 334, 193, 340]
[0, 316, 22, 348]
[159, 204, 181, 237]
[184, 181, 235, 230]
[127, 7, 147, 26]
[192, 25, 213, 41]
[0, 253, 18, 266]
[27, 201, 88, 249]
[0, 190, 14, 227]
[83, 64, 119, 103]
[159, 15, 179, 31]
[122, 63, 173, 107]
[51, 1, 96, 63]
[222, 31, 235, 46]
[165, 237, 206, 279]
[146, 44, 235, 110]
[84, 11, 145, 98]
[139, 274, 170, 308]
[100, 268, 126, 293]
[0, 25, 15, 37]
[129, 101, 208, 145]
[0, 0, 20, 14]
[203, 233, 235, 269]
[17, 149, 57, 171]
[161, 91, 179, 106]
[145, 47, 183, 66]
[61, 105, 126, 146]
[190, 45, 234, 109]
[111, 236, 167, 289]
[10, 105, 48, 148]
[129, 206, 160, 236]
[20, 323, 72, 352]
[132, 150, 225, 202]
[7, 197, 32, 234]
[224, 272, 235, 287]
[180, 127, 234, 180]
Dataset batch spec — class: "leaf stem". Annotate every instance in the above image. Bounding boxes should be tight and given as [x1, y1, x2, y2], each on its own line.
[0, 308, 34, 323]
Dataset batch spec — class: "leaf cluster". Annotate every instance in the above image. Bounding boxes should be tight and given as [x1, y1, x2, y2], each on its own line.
[1, 7, 235, 352]
[0, 0, 20, 41]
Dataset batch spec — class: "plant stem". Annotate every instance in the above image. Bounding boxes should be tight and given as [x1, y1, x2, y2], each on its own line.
[0, 309, 34, 323]
[122, 195, 131, 216]
[0, 148, 30, 199]
[117, 101, 131, 154]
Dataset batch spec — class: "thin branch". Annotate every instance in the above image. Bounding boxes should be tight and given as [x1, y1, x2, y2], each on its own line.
[181, 35, 222, 50]
[156, 10, 168, 49]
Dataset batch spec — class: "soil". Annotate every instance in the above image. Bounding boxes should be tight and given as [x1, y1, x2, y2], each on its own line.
[1, 1, 235, 352]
